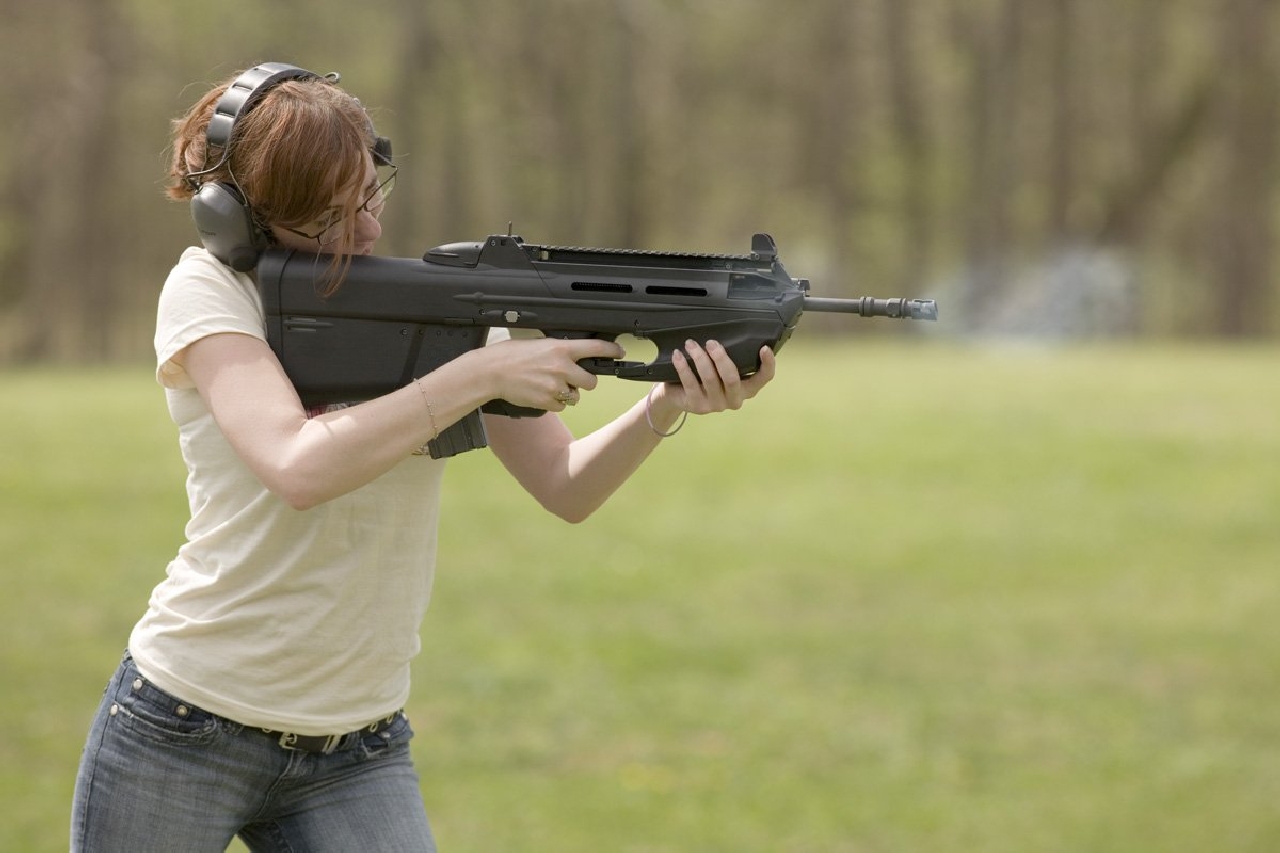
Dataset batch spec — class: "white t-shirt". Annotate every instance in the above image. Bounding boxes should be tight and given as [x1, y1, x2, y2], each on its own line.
[130, 246, 461, 735]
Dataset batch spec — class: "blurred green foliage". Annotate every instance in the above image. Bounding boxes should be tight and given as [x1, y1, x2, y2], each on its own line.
[1, 0, 1278, 362]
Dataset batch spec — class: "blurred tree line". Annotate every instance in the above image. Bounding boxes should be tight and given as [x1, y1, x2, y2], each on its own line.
[1, 0, 1276, 362]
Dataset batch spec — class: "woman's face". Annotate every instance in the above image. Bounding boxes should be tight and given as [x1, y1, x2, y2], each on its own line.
[270, 154, 386, 255]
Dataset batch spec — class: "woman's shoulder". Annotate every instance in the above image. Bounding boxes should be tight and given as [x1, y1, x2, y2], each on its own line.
[160, 246, 261, 307]
[155, 247, 267, 384]
[170, 245, 248, 282]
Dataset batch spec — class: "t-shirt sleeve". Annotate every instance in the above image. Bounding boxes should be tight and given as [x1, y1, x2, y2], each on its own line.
[155, 248, 267, 389]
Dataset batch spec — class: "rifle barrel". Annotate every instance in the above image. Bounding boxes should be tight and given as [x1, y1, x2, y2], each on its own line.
[804, 296, 938, 321]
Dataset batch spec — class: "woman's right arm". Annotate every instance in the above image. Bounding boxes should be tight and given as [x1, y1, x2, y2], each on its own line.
[180, 331, 621, 510]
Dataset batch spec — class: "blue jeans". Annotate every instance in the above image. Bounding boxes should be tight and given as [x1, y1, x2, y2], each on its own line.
[71, 653, 436, 852]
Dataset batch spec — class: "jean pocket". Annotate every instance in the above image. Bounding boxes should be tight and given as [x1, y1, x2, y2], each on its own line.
[111, 665, 220, 747]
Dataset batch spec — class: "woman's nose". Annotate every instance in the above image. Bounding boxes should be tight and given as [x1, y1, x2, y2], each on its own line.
[354, 209, 382, 242]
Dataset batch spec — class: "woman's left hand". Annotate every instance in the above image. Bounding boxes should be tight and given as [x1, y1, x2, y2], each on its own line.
[485, 339, 776, 522]
[653, 340, 777, 417]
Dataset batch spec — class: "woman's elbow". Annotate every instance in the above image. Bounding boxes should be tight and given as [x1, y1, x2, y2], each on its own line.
[537, 492, 598, 525]
[554, 506, 595, 525]
[259, 463, 333, 512]
[271, 481, 329, 512]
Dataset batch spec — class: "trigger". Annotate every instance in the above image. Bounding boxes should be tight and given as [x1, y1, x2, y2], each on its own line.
[579, 357, 641, 376]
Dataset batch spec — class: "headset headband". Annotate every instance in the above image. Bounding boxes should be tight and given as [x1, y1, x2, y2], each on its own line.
[207, 63, 318, 149]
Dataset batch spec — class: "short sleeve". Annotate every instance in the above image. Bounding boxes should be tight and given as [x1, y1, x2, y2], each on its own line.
[155, 247, 268, 389]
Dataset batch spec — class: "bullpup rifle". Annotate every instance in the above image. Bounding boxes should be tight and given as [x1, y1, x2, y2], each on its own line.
[256, 232, 937, 458]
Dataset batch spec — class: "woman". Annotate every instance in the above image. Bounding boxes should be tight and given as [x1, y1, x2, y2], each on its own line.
[71, 63, 774, 851]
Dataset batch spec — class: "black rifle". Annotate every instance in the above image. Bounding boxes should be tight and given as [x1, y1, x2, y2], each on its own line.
[256, 232, 937, 458]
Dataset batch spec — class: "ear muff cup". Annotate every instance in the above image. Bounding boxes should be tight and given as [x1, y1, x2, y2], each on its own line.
[190, 181, 268, 272]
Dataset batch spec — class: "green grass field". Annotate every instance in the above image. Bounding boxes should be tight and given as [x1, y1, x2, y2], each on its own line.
[3, 341, 1278, 851]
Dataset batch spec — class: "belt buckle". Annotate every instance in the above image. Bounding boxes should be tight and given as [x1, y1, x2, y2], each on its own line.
[276, 731, 341, 754]
[273, 712, 400, 754]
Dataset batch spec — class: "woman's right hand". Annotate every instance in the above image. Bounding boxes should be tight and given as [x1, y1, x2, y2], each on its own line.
[472, 337, 626, 411]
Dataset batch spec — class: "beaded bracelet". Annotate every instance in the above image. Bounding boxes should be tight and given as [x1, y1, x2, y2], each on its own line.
[413, 378, 440, 440]
[645, 385, 688, 438]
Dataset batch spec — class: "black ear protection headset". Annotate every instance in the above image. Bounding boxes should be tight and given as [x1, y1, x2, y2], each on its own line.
[185, 62, 393, 272]
[186, 62, 320, 271]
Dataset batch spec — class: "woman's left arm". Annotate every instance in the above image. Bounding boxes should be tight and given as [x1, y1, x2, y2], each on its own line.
[485, 340, 776, 523]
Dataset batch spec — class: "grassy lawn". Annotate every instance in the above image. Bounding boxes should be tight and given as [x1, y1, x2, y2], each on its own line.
[2, 341, 1278, 851]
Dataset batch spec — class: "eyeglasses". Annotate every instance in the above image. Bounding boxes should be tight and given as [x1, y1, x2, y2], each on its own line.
[281, 164, 398, 247]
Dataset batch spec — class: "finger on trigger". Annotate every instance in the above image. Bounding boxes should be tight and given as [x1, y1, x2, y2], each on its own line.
[570, 370, 598, 392]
